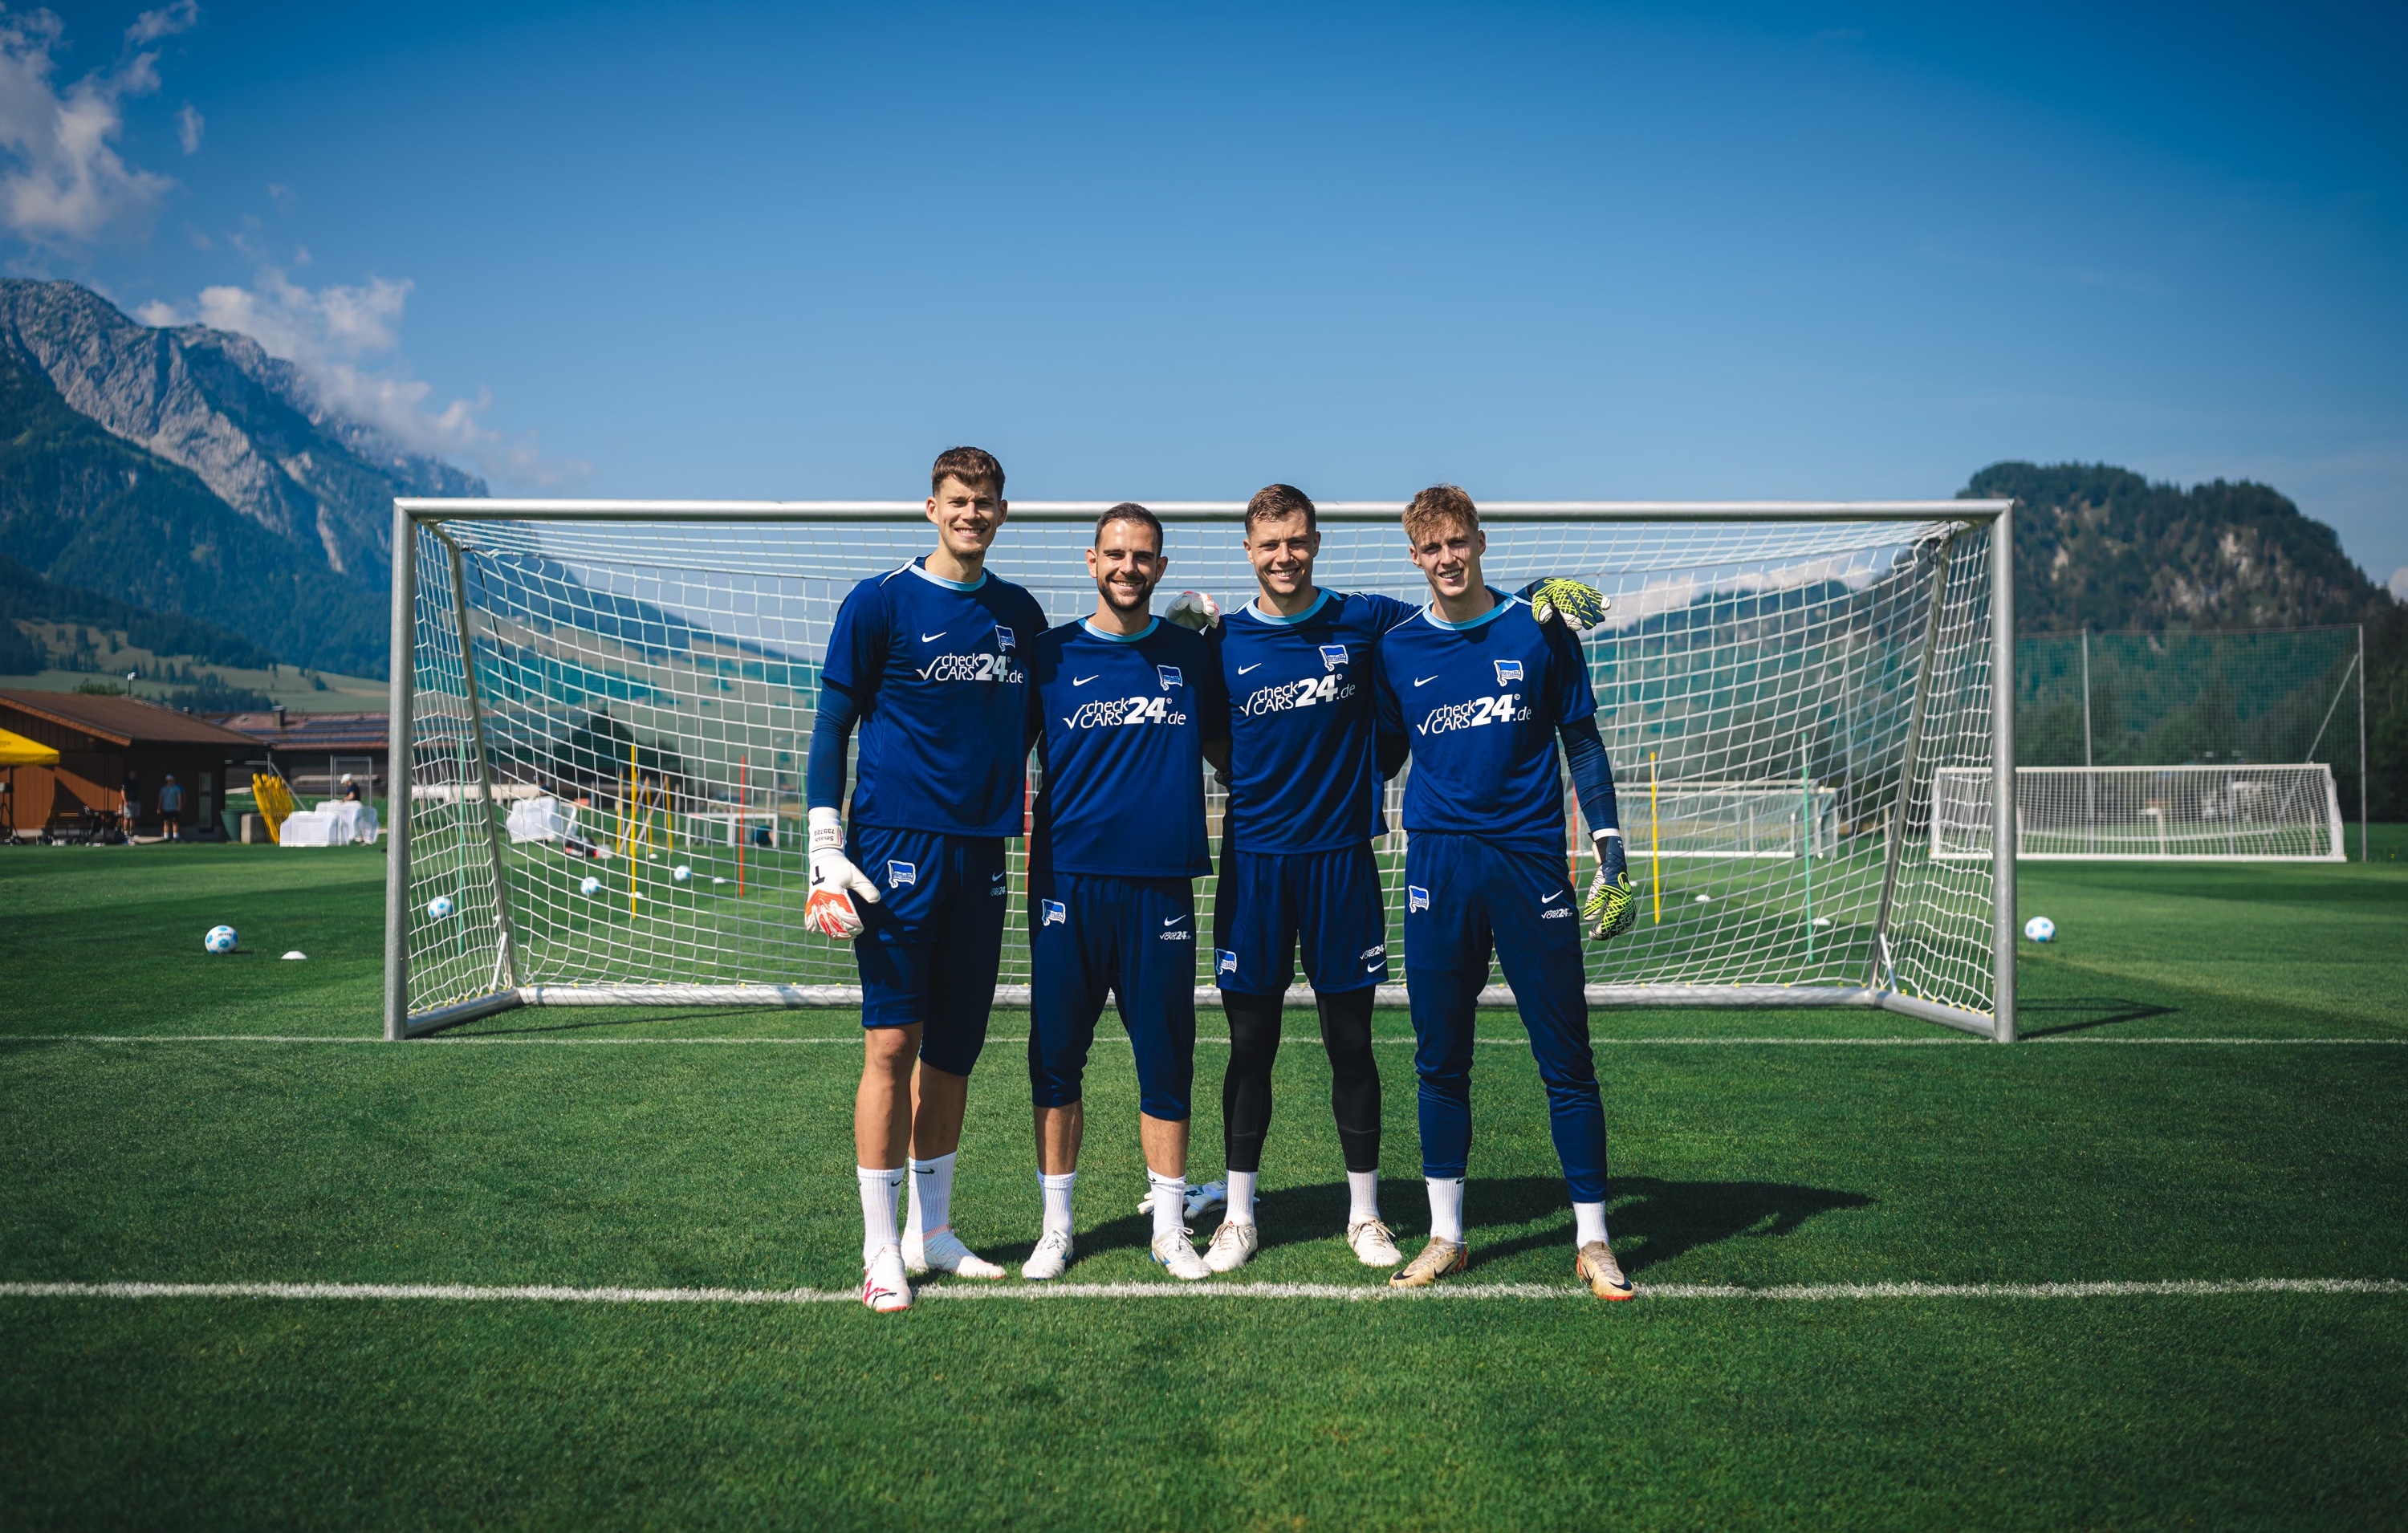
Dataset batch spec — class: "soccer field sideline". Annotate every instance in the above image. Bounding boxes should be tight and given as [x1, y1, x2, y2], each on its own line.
[5, 1276, 2404, 1305]
[7, 1032, 2405, 1046]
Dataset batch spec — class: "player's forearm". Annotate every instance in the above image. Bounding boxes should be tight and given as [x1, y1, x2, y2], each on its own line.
[805, 682, 862, 811]
[1376, 726, 1410, 780]
[1559, 716, 1620, 838]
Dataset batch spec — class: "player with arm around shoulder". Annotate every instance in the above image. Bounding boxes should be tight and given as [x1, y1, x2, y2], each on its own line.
[803, 447, 1050, 1312]
[1374, 484, 1639, 1301]
[1020, 503, 1231, 1283]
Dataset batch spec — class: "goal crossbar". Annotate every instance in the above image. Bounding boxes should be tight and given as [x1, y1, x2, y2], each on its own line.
[386, 498, 2017, 1042]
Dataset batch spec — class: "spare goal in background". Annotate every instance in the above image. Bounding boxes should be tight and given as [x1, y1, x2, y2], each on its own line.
[386, 499, 2017, 1042]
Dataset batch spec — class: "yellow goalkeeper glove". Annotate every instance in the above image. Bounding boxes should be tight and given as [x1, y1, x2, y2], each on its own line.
[1518, 577, 1609, 633]
[1584, 829, 1637, 941]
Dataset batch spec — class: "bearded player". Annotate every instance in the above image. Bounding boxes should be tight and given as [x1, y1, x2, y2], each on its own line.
[1374, 484, 1640, 1301]
[1020, 503, 1231, 1282]
[805, 446, 1050, 1312]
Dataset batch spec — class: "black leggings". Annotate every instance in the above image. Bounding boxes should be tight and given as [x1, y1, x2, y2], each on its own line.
[1222, 988, 1381, 1175]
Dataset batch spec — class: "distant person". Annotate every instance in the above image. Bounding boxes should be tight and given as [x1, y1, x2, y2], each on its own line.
[340, 774, 363, 803]
[157, 775, 183, 840]
[120, 773, 139, 841]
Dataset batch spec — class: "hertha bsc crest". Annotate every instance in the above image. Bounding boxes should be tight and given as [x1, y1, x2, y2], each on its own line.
[1041, 899, 1067, 926]
[1156, 665, 1183, 692]
[886, 860, 917, 888]
[1320, 644, 1348, 672]
[1408, 885, 1431, 913]
[1494, 659, 1524, 685]
[1216, 949, 1238, 974]
[993, 624, 1016, 651]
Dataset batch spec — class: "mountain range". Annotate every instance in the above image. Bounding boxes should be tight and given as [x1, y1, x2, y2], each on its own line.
[0, 279, 482, 677]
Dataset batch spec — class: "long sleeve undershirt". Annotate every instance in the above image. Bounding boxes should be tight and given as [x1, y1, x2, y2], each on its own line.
[804, 681, 861, 812]
[1559, 714, 1621, 838]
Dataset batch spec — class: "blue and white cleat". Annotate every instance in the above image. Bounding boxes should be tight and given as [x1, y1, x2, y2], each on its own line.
[1151, 1226, 1210, 1281]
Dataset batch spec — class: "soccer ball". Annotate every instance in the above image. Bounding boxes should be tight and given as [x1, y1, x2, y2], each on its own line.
[204, 925, 237, 954]
[672, 864, 692, 883]
[427, 895, 456, 921]
[580, 876, 602, 897]
[2024, 915, 2056, 943]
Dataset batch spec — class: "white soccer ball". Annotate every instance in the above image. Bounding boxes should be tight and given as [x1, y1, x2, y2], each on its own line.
[580, 876, 602, 897]
[427, 895, 456, 921]
[204, 925, 237, 954]
[1694, 893, 1712, 905]
[2024, 915, 2056, 943]
[672, 864, 692, 883]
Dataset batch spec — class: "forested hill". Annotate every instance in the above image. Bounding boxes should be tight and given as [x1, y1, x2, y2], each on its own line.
[1964, 462, 2389, 633]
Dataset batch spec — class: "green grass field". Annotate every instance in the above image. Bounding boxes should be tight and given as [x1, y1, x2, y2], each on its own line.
[4, 836, 2406, 1529]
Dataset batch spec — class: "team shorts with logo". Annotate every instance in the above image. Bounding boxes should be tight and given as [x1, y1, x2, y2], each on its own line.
[848, 824, 1010, 1076]
[1027, 870, 1198, 1120]
[1211, 842, 1389, 997]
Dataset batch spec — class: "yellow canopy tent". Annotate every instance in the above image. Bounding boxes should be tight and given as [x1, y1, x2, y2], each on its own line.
[0, 726, 59, 766]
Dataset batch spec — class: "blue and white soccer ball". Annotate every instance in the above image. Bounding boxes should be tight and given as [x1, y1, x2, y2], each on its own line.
[426, 895, 457, 921]
[204, 924, 237, 954]
[580, 876, 602, 897]
[2024, 915, 2056, 943]
[672, 864, 692, 883]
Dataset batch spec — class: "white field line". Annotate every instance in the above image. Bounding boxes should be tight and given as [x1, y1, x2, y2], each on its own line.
[0, 1035, 2398, 1044]
[0, 1277, 2400, 1306]
[3, 1035, 2403, 1048]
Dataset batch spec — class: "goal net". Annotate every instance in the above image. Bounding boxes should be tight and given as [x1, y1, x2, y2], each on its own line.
[388, 500, 2015, 1040]
[1932, 762, 2344, 861]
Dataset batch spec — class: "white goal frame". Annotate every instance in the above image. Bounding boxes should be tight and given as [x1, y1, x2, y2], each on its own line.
[385, 498, 2018, 1042]
[1932, 762, 2345, 863]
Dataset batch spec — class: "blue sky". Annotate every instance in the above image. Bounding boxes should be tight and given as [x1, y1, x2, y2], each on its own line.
[12, 1, 2408, 591]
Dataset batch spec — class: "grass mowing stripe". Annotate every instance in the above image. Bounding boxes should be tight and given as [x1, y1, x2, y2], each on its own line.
[5, 1278, 2402, 1303]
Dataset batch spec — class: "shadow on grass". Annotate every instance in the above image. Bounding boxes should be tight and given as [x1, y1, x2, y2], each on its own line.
[454, 1007, 833, 1038]
[1017, 1174, 1874, 1273]
[2015, 997, 2178, 1039]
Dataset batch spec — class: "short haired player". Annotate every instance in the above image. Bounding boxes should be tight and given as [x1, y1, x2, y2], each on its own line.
[804, 447, 1051, 1312]
[1374, 485, 1640, 1300]
[1186, 484, 1420, 1274]
[1020, 503, 1231, 1282]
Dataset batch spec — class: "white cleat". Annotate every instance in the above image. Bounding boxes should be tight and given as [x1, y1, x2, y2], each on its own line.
[903, 1227, 1007, 1280]
[1202, 1219, 1259, 1274]
[1152, 1226, 1211, 1281]
[860, 1245, 912, 1313]
[1348, 1218, 1404, 1267]
[1023, 1229, 1076, 1282]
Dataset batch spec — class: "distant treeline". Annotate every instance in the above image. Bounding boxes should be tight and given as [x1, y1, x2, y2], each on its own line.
[1, 553, 277, 672]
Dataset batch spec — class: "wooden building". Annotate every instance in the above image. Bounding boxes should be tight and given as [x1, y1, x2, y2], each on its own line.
[213, 709, 388, 799]
[0, 689, 256, 840]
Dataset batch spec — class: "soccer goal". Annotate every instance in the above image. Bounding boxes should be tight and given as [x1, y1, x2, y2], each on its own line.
[1931, 762, 2345, 862]
[386, 498, 2017, 1042]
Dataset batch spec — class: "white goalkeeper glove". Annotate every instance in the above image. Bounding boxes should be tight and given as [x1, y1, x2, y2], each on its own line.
[1518, 577, 1609, 634]
[1164, 590, 1222, 632]
[805, 806, 881, 940]
[1584, 828, 1637, 941]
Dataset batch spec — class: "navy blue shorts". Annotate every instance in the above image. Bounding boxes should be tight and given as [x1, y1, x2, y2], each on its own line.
[1212, 842, 1389, 996]
[1027, 870, 1198, 1120]
[848, 825, 1009, 1077]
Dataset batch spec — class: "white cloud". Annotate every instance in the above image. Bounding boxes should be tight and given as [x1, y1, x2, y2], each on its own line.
[2390, 567, 2408, 603]
[0, 8, 179, 245]
[174, 101, 199, 153]
[144, 266, 587, 490]
[125, 2, 198, 47]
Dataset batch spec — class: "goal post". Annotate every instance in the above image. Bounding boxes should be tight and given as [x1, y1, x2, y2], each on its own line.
[1933, 762, 2346, 862]
[386, 498, 2016, 1041]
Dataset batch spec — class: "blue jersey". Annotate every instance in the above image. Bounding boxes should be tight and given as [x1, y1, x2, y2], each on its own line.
[820, 559, 1050, 838]
[1027, 617, 1230, 878]
[1375, 592, 1597, 854]
[1214, 589, 1416, 854]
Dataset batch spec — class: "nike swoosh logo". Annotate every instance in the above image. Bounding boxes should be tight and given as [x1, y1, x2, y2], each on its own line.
[1366, 962, 1381, 973]
[1413, 675, 1438, 686]
[1074, 675, 1099, 686]
[1236, 663, 1263, 675]
[1541, 890, 1564, 905]
[921, 631, 946, 643]
[1162, 916, 1186, 925]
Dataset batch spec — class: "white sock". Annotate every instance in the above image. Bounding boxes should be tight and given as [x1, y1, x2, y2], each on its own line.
[1226, 1169, 1259, 1226]
[1573, 1201, 1609, 1247]
[1149, 1170, 1187, 1242]
[1426, 1176, 1466, 1243]
[906, 1151, 954, 1238]
[1039, 1171, 1076, 1238]
[1348, 1169, 1381, 1225]
[856, 1165, 904, 1263]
